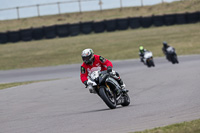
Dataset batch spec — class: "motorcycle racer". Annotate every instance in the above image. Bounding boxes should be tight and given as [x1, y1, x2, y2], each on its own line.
[162, 41, 176, 61]
[139, 46, 147, 62]
[80, 48, 127, 93]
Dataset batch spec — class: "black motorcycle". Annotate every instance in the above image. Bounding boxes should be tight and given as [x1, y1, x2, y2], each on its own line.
[86, 70, 130, 109]
[166, 46, 179, 64]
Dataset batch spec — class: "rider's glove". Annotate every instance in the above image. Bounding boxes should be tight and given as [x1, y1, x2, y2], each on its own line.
[107, 66, 112, 73]
[84, 80, 88, 87]
[109, 70, 116, 76]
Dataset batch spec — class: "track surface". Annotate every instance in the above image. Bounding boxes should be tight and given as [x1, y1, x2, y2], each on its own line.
[0, 55, 200, 133]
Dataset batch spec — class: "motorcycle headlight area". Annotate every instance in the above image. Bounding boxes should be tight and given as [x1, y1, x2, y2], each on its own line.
[90, 71, 99, 80]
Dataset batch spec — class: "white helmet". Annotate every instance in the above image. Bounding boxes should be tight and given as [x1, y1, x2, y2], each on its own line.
[81, 48, 94, 64]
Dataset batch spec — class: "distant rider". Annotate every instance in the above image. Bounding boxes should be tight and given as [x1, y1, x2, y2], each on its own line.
[162, 41, 176, 60]
[139, 46, 147, 62]
[80, 48, 127, 94]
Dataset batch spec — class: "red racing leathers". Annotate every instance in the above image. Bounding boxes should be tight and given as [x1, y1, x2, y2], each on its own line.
[80, 54, 113, 84]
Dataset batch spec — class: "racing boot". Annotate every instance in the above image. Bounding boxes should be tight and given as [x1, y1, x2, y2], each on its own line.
[140, 57, 144, 62]
[118, 79, 128, 93]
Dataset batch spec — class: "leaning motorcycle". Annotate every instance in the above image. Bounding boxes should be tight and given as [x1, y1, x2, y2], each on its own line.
[143, 51, 155, 67]
[166, 47, 179, 64]
[86, 70, 130, 109]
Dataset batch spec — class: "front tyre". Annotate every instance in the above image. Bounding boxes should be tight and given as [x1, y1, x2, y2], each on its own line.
[99, 87, 116, 109]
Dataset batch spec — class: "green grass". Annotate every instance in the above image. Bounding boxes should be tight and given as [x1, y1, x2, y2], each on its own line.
[0, 81, 38, 90]
[134, 119, 200, 133]
[0, 79, 59, 90]
[0, 22, 200, 70]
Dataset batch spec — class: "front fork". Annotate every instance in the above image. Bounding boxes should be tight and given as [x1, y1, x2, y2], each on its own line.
[105, 83, 115, 97]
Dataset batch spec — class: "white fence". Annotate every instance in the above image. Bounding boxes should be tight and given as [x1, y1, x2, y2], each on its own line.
[0, 0, 181, 20]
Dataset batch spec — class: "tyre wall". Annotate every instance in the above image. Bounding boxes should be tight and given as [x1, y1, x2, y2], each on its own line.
[153, 15, 164, 27]
[80, 21, 93, 34]
[8, 31, 20, 43]
[20, 29, 33, 41]
[93, 21, 105, 33]
[0, 32, 8, 44]
[1, 11, 200, 44]
[44, 25, 57, 39]
[32, 27, 44, 40]
[56, 24, 70, 37]
[104, 19, 117, 32]
[69, 23, 80, 36]
[129, 17, 141, 29]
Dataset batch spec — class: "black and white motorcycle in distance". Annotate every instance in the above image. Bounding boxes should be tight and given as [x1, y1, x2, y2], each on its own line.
[143, 51, 155, 67]
[166, 47, 179, 64]
[86, 69, 130, 109]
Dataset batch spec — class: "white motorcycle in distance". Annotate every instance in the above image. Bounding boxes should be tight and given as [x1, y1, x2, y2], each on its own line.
[86, 70, 130, 109]
[143, 51, 155, 67]
[166, 46, 179, 64]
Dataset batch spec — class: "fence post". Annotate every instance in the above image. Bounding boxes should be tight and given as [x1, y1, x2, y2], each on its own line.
[120, 0, 123, 10]
[16, 7, 20, 19]
[99, 0, 103, 12]
[57, 2, 61, 14]
[78, 0, 82, 13]
[37, 4, 40, 16]
[141, 0, 143, 7]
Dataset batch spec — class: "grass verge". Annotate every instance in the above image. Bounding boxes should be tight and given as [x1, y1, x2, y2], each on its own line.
[0, 79, 57, 90]
[133, 119, 200, 133]
[0, 22, 200, 70]
[0, 81, 38, 90]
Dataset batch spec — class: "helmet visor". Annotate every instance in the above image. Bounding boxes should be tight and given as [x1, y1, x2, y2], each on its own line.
[82, 54, 92, 64]
[82, 56, 90, 62]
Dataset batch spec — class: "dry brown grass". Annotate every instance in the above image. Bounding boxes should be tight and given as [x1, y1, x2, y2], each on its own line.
[0, 0, 200, 32]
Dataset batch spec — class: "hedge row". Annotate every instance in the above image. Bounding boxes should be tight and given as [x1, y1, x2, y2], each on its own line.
[0, 11, 200, 44]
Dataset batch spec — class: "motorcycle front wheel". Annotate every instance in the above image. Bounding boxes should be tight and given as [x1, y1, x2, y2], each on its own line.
[99, 87, 116, 109]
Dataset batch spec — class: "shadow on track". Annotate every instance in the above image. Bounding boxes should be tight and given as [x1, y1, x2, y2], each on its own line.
[77, 104, 135, 114]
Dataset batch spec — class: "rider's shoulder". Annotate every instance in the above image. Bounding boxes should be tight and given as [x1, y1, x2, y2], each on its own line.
[94, 54, 100, 58]
[81, 62, 87, 67]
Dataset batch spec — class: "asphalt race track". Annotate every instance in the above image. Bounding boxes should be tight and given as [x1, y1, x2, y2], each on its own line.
[0, 55, 200, 133]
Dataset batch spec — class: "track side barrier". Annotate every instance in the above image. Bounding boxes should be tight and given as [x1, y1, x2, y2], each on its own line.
[20, 29, 33, 41]
[8, 31, 20, 43]
[1, 11, 200, 44]
[56, 24, 70, 37]
[0, 32, 8, 44]
[153, 15, 164, 27]
[32, 27, 44, 40]
[116, 18, 129, 30]
[104, 19, 117, 32]
[93, 21, 105, 33]
[69, 23, 80, 36]
[129, 17, 141, 29]
[80, 21, 93, 34]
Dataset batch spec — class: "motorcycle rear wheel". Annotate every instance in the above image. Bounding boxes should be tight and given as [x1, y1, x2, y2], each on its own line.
[121, 93, 130, 107]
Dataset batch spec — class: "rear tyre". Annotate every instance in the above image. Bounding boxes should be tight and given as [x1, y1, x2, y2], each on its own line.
[121, 93, 130, 106]
[152, 60, 155, 67]
[150, 59, 155, 67]
[174, 56, 179, 64]
[171, 55, 176, 64]
[99, 87, 116, 109]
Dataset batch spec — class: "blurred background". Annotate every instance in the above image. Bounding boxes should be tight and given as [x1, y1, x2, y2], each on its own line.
[0, 0, 180, 20]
